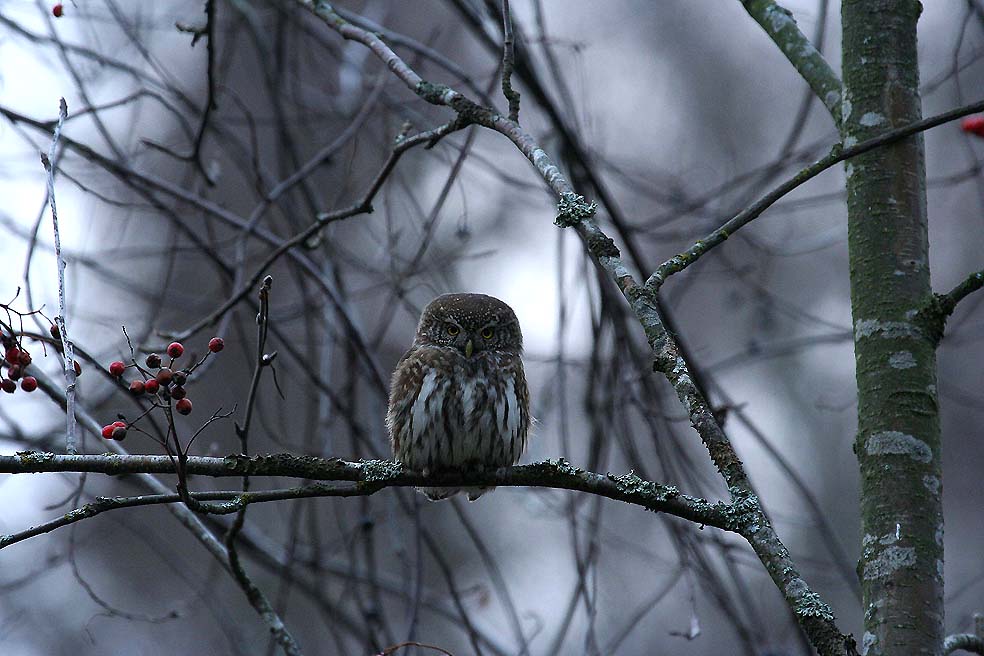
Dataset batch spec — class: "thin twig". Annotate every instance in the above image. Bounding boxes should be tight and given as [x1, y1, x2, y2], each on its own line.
[170, 121, 461, 344]
[940, 268, 984, 314]
[646, 96, 984, 289]
[0, 482, 374, 550]
[190, 0, 218, 185]
[500, 0, 520, 122]
[378, 641, 454, 656]
[223, 275, 300, 655]
[39, 97, 78, 455]
[917, 267, 984, 343]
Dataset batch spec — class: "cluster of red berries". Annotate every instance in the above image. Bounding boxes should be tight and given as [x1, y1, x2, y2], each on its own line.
[101, 337, 224, 440]
[101, 421, 128, 441]
[961, 116, 984, 138]
[1, 333, 39, 395]
[2, 324, 86, 395]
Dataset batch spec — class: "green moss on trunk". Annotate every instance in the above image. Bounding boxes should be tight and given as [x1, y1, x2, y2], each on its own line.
[842, 1, 943, 654]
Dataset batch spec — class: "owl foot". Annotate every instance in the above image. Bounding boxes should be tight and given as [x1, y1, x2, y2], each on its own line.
[417, 486, 492, 501]
[418, 486, 458, 501]
[466, 487, 493, 502]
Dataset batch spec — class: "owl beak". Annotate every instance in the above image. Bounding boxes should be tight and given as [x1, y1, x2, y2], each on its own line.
[465, 339, 474, 358]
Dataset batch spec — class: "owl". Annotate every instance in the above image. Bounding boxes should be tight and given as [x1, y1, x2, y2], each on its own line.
[386, 293, 531, 501]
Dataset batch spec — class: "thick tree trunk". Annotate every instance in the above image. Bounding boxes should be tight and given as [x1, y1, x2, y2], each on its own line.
[841, 2, 943, 655]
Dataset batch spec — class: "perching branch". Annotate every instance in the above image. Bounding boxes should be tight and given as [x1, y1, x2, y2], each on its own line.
[0, 452, 728, 528]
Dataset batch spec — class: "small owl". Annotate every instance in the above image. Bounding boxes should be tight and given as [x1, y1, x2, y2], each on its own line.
[386, 293, 531, 501]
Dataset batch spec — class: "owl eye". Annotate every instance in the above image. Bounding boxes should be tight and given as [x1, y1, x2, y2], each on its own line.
[481, 327, 494, 339]
[446, 324, 460, 336]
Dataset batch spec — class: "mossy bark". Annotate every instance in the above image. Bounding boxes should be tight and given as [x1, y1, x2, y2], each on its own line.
[841, 2, 943, 654]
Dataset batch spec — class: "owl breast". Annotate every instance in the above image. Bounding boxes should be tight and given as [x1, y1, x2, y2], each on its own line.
[387, 348, 529, 474]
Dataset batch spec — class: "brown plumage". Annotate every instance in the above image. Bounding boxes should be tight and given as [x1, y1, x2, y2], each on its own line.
[386, 293, 531, 500]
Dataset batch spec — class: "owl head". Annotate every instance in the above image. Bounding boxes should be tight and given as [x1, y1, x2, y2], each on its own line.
[414, 293, 523, 357]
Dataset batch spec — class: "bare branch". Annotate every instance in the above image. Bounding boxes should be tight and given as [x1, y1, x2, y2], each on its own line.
[940, 269, 984, 316]
[943, 635, 984, 655]
[378, 641, 454, 656]
[0, 452, 727, 528]
[39, 97, 78, 455]
[740, 0, 843, 122]
[0, 483, 372, 550]
[646, 97, 984, 289]
[170, 121, 461, 343]
[500, 0, 521, 122]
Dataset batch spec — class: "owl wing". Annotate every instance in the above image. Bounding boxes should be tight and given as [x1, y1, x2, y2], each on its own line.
[386, 346, 426, 456]
[500, 352, 531, 457]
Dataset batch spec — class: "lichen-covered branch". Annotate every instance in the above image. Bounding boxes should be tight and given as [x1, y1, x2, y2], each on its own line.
[740, 0, 842, 122]
[0, 452, 726, 528]
[943, 634, 984, 655]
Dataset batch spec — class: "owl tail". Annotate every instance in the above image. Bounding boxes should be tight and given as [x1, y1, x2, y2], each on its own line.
[418, 486, 492, 501]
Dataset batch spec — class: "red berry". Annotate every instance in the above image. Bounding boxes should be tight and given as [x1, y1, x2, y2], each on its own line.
[5, 348, 20, 365]
[145, 353, 162, 368]
[101, 425, 115, 439]
[17, 350, 31, 366]
[173, 371, 188, 386]
[111, 426, 127, 441]
[49, 323, 60, 339]
[156, 368, 173, 385]
[144, 378, 160, 394]
[167, 342, 184, 359]
[109, 361, 126, 377]
[20, 376, 37, 392]
[6, 365, 21, 380]
[52, 3, 63, 17]
[1, 379, 15, 394]
[129, 380, 145, 395]
[208, 337, 225, 353]
[73, 360, 82, 376]
[961, 116, 984, 137]
[169, 385, 187, 400]
[112, 421, 126, 428]
[175, 398, 193, 415]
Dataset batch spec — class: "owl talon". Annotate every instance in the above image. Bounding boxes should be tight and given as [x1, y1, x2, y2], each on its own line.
[467, 487, 491, 501]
